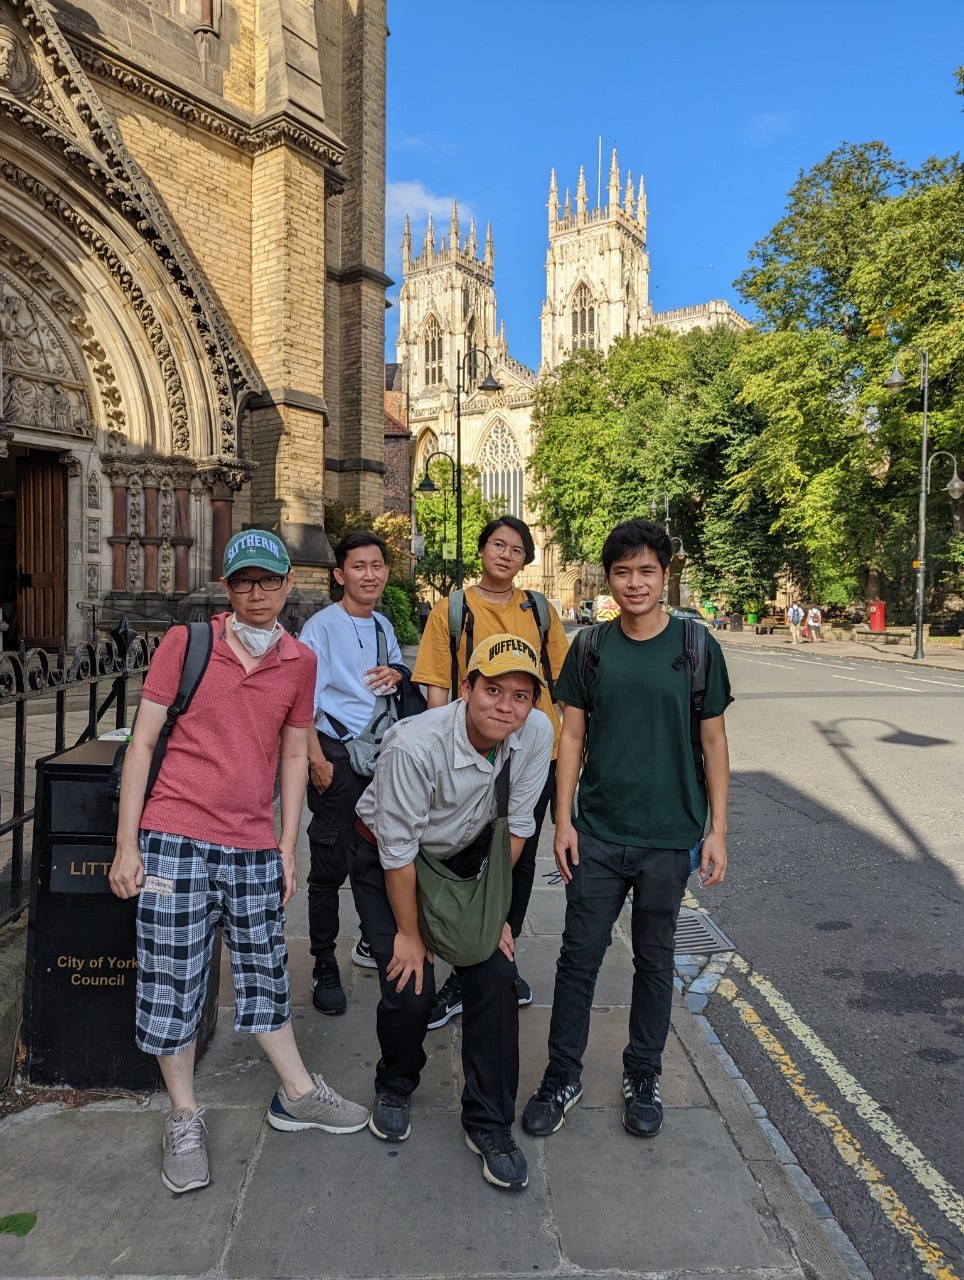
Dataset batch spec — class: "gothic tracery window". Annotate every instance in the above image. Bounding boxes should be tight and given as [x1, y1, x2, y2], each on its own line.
[478, 420, 524, 519]
[417, 430, 440, 472]
[423, 316, 443, 387]
[570, 282, 596, 351]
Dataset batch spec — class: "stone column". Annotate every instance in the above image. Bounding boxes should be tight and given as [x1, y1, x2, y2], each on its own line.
[141, 471, 161, 592]
[105, 469, 129, 592]
[172, 472, 193, 594]
[199, 464, 250, 582]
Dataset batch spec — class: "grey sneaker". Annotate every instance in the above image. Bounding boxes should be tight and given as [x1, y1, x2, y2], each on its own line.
[267, 1073, 370, 1133]
[464, 1125, 528, 1191]
[162, 1106, 209, 1194]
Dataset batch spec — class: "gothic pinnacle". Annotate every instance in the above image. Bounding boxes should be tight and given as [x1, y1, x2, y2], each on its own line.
[608, 148, 620, 211]
[624, 172, 634, 216]
[485, 220, 494, 269]
[548, 168, 558, 226]
[467, 217, 478, 256]
[576, 165, 587, 218]
[450, 200, 460, 250]
[402, 213, 412, 269]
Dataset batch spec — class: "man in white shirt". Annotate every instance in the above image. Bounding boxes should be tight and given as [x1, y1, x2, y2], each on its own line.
[349, 634, 553, 1192]
[299, 531, 405, 1016]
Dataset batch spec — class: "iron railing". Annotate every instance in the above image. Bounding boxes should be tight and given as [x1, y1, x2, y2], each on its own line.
[0, 621, 160, 927]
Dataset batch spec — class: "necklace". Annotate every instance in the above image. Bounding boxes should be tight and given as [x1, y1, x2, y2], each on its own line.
[475, 584, 515, 601]
[338, 600, 367, 651]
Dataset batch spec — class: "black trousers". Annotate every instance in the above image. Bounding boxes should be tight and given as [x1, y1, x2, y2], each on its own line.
[306, 733, 370, 968]
[347, 833, 519, 1131]
[546, 831, 689, 1081]
[505, 760, 556, 939]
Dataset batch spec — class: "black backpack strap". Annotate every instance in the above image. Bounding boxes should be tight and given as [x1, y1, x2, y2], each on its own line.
[373, 615, 388, 667]
[523, 590, 555, 699]
[143, 621, 213, 800]
[683, 617, 708, 785]
[324, 711, 351, 741]
[447, 590, 473, 699]
[495, 756, 511, 818]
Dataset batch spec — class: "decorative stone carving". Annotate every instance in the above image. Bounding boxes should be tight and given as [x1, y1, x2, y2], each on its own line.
[57, 451, 82, 476]
[0, 18, 40, 97]
[86, 563, 98, 598]
[127, 474, 142, 592]
[1, 0, 262, 458]
[86, 516, 99, 553]
[87, 471, 100, 508]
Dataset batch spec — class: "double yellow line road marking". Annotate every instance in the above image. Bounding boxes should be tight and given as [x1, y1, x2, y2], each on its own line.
[714, 955, 962, 1280]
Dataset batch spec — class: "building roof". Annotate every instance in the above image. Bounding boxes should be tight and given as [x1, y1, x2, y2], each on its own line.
[384, 408, 409, 437]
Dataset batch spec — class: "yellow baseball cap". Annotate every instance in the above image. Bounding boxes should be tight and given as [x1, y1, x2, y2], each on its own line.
[467, 633, 547, 687]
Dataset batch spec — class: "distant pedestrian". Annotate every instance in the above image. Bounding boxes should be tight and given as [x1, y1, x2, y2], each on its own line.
[109, 530, 368, 1196]
[418, 600, 431, 633]
[807, 605, 823, 642]
[786, 601, 804, 644]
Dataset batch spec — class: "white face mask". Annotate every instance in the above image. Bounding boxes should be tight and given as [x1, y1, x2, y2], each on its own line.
[231, 615, 282, 657]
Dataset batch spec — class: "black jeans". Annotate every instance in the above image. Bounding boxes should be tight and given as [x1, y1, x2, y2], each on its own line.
[347, 833, 519, 1131]
[546, 831, 689, 1081]
[306, 733, 370, 969]
[505, 760, 556, 939]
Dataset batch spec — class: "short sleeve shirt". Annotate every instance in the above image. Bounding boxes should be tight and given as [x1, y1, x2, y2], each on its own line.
[299, 604, 403, 738]
[139, 612, 316, 848]
[412, 586, 570, 756]
[554, 616, 733, 849]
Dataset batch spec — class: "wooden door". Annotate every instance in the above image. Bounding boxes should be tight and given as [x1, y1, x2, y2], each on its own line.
[16, 455, 66, 647]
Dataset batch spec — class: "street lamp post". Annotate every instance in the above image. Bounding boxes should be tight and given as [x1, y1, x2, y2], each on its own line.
[884, 348, 929, 660]
[417, 450, 456, 594]
[454, 349, 502, 589]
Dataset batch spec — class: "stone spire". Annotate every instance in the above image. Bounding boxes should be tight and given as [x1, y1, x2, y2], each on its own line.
[608, 148, 620, 212]
[484, 221, 494, 270]
[449, 200, 460, 251]
[423, 213, 435, 262]
[636, 175, 647, 226]
[576, 165, 587, 220]
[402, 213, 412, 272]
[548, 168, 558, 228]
[563, 187, 572, 219]
[467, 217, 478, 257]
[624, 172, 635, 217]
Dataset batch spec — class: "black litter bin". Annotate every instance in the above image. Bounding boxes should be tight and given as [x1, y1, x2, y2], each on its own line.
[728, 612, 743, 632]
[24, 739, 220, 1089]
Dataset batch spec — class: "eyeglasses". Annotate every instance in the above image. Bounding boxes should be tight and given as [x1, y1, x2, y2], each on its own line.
[227, 573, 286, 593]
[488, 539, 526, 561]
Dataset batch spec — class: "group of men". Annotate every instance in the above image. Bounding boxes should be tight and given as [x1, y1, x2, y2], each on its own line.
[785, 601, 824, 643]
[110, 513, 733, 1197]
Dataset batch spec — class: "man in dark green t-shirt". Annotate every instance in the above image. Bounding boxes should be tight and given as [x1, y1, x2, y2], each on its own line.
[522, 518, 733, 1142]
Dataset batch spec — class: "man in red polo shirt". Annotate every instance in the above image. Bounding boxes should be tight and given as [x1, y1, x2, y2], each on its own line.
[110, 530, 368, 1196]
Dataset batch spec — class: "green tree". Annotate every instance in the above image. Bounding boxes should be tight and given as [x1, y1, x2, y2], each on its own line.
[413, 461, 498, 595]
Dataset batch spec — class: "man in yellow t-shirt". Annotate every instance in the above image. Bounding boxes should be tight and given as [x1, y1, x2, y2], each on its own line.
[412, 516, 569, 1027]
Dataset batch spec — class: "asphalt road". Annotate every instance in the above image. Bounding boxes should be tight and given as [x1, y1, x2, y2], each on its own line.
[697, 642, 964, 1280]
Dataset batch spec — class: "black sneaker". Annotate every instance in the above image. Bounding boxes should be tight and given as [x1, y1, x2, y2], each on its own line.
[350, 938, 377, 969]
[521, 1072, 583, 1136]
[312, 960, 347, 1016]
[622, 1072, 663, 1137]
[368, 1090, 412, 1142]
[514, 973, 533, 1006]
[464, 1126, 528, 1191]
[426, 972, 462, 1029]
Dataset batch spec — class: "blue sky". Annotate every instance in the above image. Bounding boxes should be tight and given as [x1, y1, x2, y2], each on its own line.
[384, 0, 962, 370]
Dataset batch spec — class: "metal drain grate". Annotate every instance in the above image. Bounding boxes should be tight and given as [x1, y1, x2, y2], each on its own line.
[674, 907, 735, 956]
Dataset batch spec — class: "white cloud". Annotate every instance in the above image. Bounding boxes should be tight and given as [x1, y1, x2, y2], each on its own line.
[741, 112, 799, 144]
[385, 179, 470, 226]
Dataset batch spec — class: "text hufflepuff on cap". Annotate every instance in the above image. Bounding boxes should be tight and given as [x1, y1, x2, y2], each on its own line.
[222, 529, 291, 578]
[467, 633, 547, 687]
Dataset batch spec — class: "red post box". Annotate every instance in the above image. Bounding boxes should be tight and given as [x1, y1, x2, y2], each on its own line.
[867, 600, 886, 632]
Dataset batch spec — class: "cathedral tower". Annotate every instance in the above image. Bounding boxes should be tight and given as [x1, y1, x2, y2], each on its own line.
[541, 150, 652, 371]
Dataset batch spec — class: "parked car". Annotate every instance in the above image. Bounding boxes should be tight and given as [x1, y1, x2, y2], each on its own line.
[666, 605, 712, 628]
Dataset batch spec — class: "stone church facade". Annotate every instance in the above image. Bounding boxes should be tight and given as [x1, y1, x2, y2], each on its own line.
[0, 0, 387, 648]
[396, 150, 747, 607]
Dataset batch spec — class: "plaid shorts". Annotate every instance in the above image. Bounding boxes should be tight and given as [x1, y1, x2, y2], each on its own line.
[135, 830, 291, 1055]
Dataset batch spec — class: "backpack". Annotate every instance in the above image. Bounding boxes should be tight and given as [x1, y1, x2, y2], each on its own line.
[447, 589, 555, 699]
[569, 616, 709, 784]
[107, 621, 214, 804]
[788, 605, 803, 625]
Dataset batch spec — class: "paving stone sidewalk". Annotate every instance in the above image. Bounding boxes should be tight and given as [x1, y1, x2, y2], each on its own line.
[0, 805, 864, 1280]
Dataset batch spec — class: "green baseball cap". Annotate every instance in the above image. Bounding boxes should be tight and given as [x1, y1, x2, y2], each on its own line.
[222, 529, 291, 578]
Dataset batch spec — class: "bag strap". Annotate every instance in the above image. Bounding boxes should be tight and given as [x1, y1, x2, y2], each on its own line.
[522, 590, 555, 699]
[494, 756, 510, 818]
[682, 616, 708, 786]
[327, 616, 390, 742]
[143, 621, 213, 800]
[373, 615, 388, 667]
[572, 620, 605, 721]
[447, 589, 472, 698]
